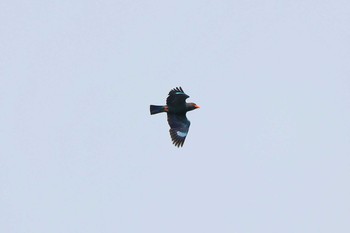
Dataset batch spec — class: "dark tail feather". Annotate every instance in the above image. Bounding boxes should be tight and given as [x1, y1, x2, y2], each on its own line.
[150, 105, 166, 115]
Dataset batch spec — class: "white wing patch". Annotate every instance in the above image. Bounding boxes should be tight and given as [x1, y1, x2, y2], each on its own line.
[176, 131, 187, 137]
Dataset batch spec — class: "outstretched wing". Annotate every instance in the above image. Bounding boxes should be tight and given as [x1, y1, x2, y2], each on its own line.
[167, 113, 190, 147]
[166, 87, 189, 107]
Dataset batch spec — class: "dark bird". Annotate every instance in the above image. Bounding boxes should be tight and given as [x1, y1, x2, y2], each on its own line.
[150, 87, 200, 147]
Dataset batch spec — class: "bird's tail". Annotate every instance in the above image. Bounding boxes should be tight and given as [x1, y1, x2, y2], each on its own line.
[150, 105, 166, 115]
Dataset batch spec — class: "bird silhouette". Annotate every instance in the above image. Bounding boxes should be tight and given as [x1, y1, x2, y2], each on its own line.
[150, 87, 200, 147]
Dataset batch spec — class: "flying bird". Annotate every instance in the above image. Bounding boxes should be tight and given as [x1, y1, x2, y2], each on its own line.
[150, 87, 200, 147]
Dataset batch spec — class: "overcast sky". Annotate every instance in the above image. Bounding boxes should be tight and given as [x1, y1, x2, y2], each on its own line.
[1, 1, 350, 233]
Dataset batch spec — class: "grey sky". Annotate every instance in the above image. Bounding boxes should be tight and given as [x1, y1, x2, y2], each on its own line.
[1, 1, 349, 232]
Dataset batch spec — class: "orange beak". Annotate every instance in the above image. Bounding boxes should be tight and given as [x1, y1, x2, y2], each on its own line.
[194, 104, 200, 109]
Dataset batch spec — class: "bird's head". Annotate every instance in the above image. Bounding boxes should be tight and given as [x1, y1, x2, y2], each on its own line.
[186, 102, 200, 112]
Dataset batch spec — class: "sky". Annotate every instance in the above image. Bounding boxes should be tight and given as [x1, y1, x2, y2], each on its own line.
[1, 1, 350, 232]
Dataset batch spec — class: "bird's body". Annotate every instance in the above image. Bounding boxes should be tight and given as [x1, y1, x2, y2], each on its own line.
[150, 87, 200, 147]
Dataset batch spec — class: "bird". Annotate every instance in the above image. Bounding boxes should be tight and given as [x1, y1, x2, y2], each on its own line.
[150, 87, 200, 147]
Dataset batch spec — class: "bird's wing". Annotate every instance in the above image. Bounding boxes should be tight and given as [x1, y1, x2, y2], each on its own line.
[166, 87, 189, 107]
[167, 113, 190, 147]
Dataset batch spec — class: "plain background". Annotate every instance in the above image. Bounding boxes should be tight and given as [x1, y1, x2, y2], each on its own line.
[1, 1, 349, 232]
